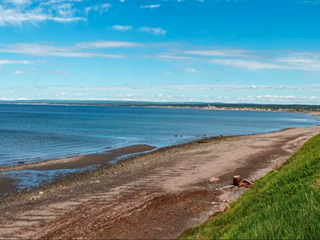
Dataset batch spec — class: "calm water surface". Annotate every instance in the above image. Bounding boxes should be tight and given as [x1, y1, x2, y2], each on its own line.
[0, 104, 318, 167]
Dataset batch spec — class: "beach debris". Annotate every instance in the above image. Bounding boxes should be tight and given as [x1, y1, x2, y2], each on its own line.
[221, 185, 235, 190]
[209, 177, 220, 183]
[233, 175, 253, 188]
[221, 204, 230, 212]
[275, 164, 283, 170]
[38, 191, 44, 195]
[224, 203, 230, 211]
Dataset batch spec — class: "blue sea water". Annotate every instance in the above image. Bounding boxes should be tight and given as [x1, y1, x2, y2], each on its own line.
[0, 104, 319, 168]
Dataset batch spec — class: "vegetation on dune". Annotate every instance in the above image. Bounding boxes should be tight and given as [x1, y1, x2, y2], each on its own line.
[180, 133, 320, 239]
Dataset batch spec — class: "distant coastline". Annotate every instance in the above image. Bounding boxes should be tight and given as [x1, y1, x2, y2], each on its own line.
[1, 100, 320, 113]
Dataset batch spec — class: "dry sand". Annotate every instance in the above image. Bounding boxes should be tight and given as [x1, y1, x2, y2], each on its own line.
[0, 126, 319, 239]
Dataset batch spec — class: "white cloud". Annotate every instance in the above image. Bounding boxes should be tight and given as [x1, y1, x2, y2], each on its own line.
[85, 3, 111, 14]
[4, 0, 31, 5]
[14, 70, 24, 74]
[297, 0, 320, 4]
[112, 25, 132, 31]
[235, 94, 320, 104]
[8, 84, 320, 103]
[185, 68, 198, 73]
[56, 70, 69, 75]
[186, 48, 320, 72]
[0, 1, 86, 26]
[0, 59, 32, 65]
[139, 27, 167, 35]
[0, 43, 123, 58]
[210, 52, 320, 71]
[156, 54, 191, 60]
[162, 47, 320, 72]
[186, 49, 253, 57]
[276, 53, 320, 71]
[39, 0, 85, 5]
[112, 25, 167, 36]
[76, 41, 141, 48]
[210, 59, 283, 69]
[140, 4, 161, 8]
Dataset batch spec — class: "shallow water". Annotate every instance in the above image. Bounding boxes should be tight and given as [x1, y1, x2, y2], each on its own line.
[0, 104, 318, 167]
[0, 104, 319, 194]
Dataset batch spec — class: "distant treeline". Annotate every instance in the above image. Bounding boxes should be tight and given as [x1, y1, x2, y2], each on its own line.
[1, 100, 320, 111]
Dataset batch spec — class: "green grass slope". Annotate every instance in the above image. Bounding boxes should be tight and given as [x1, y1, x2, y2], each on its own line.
[181, 133, 320, 239]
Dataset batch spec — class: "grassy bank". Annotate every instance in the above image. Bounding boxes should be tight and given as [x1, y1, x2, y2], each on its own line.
[181, 133, 320, 239]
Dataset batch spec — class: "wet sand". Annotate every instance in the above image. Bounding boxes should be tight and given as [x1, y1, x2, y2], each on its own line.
[0, 144, 156, 196]
[0, 126, 319, 239]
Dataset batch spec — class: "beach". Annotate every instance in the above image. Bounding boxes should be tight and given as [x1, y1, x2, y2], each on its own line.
[0, 144, 156, 197]
[1, 125, 319, 239]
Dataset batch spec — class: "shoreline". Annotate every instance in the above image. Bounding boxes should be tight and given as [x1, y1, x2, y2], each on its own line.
[0, 144, 156, 198]
[1, 125, 320, 239]
[0, 124, 318, 199]
[1, 121, 315, 173]
[0, 126, 299, 198]
[0, 144, 156, 172]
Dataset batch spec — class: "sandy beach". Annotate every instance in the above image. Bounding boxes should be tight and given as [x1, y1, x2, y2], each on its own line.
[0, 144, 156, 197]
[0, 126, 320, 239]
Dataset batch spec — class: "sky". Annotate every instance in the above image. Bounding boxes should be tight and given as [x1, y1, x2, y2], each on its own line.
[0, 0, 320, 104]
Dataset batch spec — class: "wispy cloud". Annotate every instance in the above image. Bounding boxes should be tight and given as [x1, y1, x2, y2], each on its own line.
[185, 68, 198, 73]
[13, 70, 24, 74]
[186, 49, 253, 57]
[112, 25, 167, 36]
[76, 41, 142, 48]
[0, 43, 123, 58]
[38, 0, 86, 6]
[0, 0, 86, 26]
[156, 54, 191, 60]
[4, 0, 31, 5]
[297, 0, 320, 4]
[138, 27, 167, 35]
[85, 3, 111, 14]
[0, 59, 32, 65]
[11, 84, 320, 103]
[210, 59, 283, 69]
[56, 70, 69, 75]
[208, 52, 320, 71]
[140, 4, 161, 9]
[112, 25, 133, 31]
[168, 47, 320, 72]
[275, 53, 320, 71]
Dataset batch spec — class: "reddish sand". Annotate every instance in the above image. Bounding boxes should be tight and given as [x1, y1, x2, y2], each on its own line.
[0, 126, 319, 239]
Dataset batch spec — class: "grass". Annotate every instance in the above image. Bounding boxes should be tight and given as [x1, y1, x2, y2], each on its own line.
[180, 133, 320, 239]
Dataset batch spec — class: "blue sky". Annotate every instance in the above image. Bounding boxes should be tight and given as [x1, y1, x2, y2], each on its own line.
[1, 0, 320, 103]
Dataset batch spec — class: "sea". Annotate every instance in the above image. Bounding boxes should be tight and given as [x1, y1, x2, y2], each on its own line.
[0, 104, 319, 167]
[0, 104, 319, 193]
